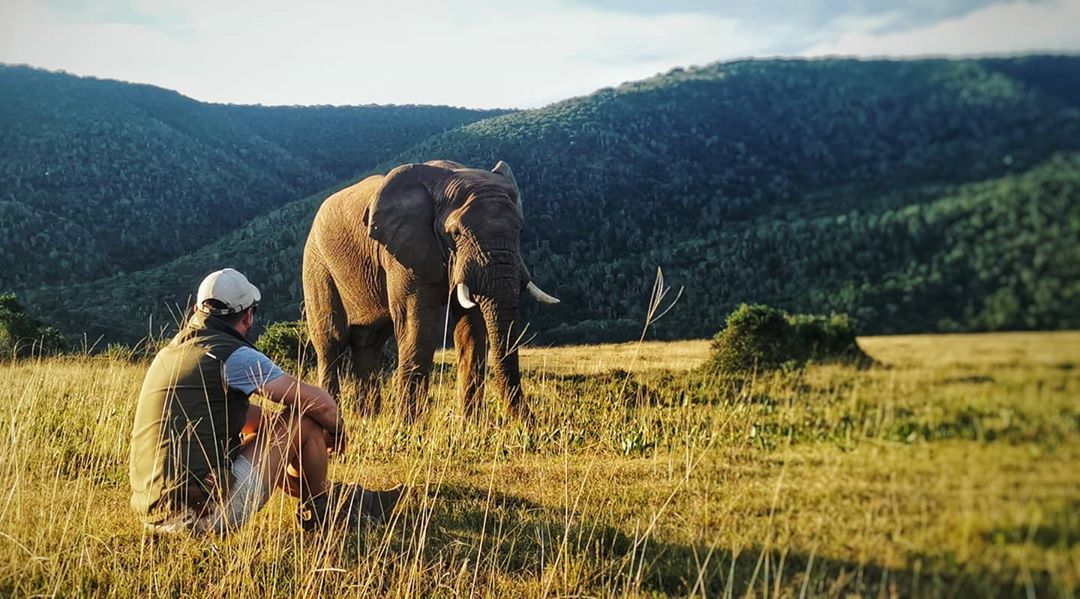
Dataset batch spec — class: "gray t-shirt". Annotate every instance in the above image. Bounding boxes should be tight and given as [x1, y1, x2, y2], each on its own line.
[223, 346, 285, 394]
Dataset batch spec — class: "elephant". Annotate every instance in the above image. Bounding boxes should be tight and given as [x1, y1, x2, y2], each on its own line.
[302, 159, 559, 420]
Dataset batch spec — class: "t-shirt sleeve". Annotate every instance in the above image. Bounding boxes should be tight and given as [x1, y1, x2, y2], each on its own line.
[223, 346, 286, 395]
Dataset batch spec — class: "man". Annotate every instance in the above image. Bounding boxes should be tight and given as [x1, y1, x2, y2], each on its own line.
[129, 268, 402, 535]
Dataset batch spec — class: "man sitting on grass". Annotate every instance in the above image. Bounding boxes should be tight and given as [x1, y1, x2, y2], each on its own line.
[128, 268, 402, 535]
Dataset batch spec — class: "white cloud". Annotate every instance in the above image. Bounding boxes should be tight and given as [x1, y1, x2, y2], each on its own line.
[803, 0, 1080, 57]
[1, 0, 1078, 108]
[0, 0, 763, 107]
[0, 0, 781, 107]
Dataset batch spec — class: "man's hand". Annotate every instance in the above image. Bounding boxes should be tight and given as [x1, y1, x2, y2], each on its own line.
[325, 427, 347, 455]
[259, 373, 344, 441]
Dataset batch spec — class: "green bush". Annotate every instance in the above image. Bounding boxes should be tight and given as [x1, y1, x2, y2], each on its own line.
[256, 320, 313, 373]
[703, 304, 869, 373]
[789, 313, 861, 357]
[0, 293, 67, 359]
[101, 342, 136, 362]
[99, 341, 164, 363]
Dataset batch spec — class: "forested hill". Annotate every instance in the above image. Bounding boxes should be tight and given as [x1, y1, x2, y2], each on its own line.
[0, 65, 507, 287]
[214, 104, 513, 183]
[18, 56, 1080, 344]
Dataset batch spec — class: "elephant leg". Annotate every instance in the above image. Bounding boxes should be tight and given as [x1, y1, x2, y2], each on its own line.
[453, 308, 487, 418]
[315, 340, 349, 400]
[303, 256, 350, 399]
[388, 284, 443, 422]
[349, 324, 392, 416]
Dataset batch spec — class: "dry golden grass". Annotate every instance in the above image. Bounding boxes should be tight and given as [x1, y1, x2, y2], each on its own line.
[436, 339, 712, 375]
[520, 339, 713, 374]
[0, 331, 1077, 597]
[857, 330, 1080, 369]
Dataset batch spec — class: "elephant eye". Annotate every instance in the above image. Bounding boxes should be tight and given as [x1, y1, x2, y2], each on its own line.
[450, 229, 461, 239]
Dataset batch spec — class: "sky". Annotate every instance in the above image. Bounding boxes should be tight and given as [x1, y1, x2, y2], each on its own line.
[1, 0, 1078, 108]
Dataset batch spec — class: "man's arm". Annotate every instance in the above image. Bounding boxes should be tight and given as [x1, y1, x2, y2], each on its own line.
[223, 346, 346, 451]
[259, 374, 343, 437]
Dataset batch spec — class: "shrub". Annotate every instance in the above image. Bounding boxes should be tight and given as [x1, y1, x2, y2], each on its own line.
[702, 303, 870, 373]
[0, 293, 68, 359]
[101, 342, 137, 362]
[789, 312, 861, 357]
[99, 340, 166, 362]
[256, 320, 313, 373]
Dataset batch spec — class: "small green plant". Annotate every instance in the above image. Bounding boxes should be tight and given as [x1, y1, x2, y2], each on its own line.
[255, 320, 313, 372]
[0, 293, 67, 359]
[101, 342, 137, 362]
[703, 303, 870, 373]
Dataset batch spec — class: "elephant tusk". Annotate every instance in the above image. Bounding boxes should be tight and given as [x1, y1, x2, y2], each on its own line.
[527, 282, 560, 305]
[456, 283, 477, 309]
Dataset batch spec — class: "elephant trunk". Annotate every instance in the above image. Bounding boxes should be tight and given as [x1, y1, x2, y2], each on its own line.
[477, 277, 524, 415]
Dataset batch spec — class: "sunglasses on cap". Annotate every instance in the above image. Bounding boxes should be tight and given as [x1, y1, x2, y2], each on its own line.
[200, 299, 260, 316]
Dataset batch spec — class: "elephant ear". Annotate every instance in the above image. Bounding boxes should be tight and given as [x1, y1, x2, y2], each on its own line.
[367, 163, 453, 283]
[492, 161, 523, 221]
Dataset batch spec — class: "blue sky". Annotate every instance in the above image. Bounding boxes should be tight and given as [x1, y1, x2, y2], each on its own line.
[2, 0, 1078, 108]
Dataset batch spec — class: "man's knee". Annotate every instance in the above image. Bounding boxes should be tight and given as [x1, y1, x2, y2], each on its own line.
[295, 414, 328, 447]
[262, 412, 327, 454]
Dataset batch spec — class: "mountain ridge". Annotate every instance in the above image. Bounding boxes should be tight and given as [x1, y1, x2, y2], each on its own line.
[10, 56, 1080, 344]
[0, 64, 509, 287]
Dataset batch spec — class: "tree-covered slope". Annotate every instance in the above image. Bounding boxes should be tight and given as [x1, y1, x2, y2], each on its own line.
[219, 104, 507, 182]
[18, 57, 1080, 344]
[0, 65, 507, 287]
[546, 153, 1080, 343]
[403, 58, 1077, 257]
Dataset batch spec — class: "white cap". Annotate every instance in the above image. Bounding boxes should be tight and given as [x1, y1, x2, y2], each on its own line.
[196, 268, 261, 315]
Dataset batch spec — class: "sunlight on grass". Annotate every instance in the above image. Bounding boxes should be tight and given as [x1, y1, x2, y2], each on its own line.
[1, 332, 1077, 596]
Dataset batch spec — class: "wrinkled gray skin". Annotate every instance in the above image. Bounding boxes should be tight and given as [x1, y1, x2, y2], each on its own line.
[303, 160, 556, 420]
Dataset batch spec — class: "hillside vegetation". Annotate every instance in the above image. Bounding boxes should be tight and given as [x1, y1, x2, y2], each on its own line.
[1, 332, 1077, 596]
[0, 293, 66, 358]
[15, 56, 1079, 344]
[0, 65, 506, 287]
[402, 57, 1080, 342]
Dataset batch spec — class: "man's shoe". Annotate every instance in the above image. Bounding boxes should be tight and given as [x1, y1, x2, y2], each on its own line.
[296, 483, 405, 532]
[355, 485, 405, 524]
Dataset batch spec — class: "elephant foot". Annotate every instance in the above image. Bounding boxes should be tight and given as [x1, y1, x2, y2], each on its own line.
[356, 397, 381, 418]
[458, 389, 485, 421]
[399, 400, 421, 424]
[461, 405, 482, 422]
[506, 396, 534, 424]
[392, 374, 428, 424]
[355, 382, 382, 417]
[396, 387, 426, 424]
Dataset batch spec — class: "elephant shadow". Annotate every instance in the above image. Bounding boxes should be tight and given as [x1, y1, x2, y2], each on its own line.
[379, 484, 1048, 597]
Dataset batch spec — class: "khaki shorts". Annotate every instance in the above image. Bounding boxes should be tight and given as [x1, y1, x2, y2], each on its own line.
[146, 454, 269, 536]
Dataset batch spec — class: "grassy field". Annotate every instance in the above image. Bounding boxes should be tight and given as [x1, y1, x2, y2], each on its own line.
[0, 331, 1077, 597]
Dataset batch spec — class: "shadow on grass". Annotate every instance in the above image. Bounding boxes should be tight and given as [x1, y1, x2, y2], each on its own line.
[400, 484, 1067, 597]
[70, 486, 1072, 598]
[983, 524, 1080, 549]
[981, 501, 1080, 550]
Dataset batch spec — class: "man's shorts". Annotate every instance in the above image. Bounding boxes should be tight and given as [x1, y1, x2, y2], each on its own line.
[146, 454, 270, 536]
